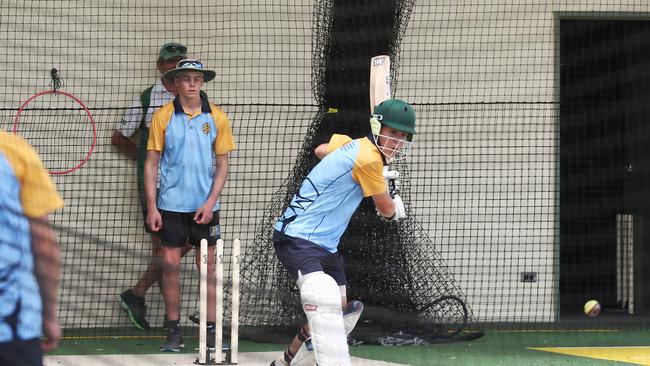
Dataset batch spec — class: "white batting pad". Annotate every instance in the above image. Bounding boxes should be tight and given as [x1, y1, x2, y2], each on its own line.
[300, 272, 350, 366]
[289, 340, 314, 366]
[291, 299, 364, 366]
[292, 282, 363, 365]
[343, 300, 364, 334]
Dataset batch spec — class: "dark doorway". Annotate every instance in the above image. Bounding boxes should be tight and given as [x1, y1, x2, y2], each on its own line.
[560, 19, 650, 316]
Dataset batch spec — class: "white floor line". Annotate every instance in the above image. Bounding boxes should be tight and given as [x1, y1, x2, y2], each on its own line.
[45, 351, 409, 366]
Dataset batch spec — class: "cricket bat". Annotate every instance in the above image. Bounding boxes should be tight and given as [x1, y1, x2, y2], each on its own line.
[369, 55, 391, 112]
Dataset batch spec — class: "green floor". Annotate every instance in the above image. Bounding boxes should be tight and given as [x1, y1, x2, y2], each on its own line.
[49, 330, 650, 365]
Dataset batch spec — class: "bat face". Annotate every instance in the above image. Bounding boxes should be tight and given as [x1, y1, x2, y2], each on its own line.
[369, 55, 391, 112]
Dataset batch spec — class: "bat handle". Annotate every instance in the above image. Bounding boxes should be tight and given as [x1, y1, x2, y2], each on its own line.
[384, 170, 399, 179]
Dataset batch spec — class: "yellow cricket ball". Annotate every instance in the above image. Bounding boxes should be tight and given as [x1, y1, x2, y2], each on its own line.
[584, 299, 601, 317]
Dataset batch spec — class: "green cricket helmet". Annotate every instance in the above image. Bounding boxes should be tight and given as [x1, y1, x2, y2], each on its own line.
[370, 99, 416, 161]
[372, 99, 416, 142]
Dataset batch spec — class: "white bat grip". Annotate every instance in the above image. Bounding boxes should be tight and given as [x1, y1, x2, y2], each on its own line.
[383, 170, 399, 179]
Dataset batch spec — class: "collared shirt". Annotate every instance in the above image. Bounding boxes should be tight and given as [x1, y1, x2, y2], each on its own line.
[147, 96, 236, 212]
[0, 131, 63, 342]
[274, 134, 386, 252]
[117, 79, 174, 138]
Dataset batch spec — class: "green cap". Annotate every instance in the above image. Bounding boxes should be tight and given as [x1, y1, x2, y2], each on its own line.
[158, 42, 187, 61]
[372, 99, 416, 141]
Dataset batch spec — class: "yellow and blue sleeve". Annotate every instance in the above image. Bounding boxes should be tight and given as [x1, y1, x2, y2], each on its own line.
[147, 102, 173, 152]
[327, 134, 353, 154]
[210, 105, 236, 155]
[0, 132, 63, 218]
[351, 139, 386, 197]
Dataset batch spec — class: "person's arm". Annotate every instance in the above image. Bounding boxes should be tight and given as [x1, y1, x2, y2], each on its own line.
[314, 143, 329, 160]
[144, 150, 162, 231]
[111, 130, 138, 160]
[195, 153, 229, 224]
[30, 215, 61, 351]
[372, 191, 396, 219]
[315, 134, 353, 160]
[113, 96, 146, 159]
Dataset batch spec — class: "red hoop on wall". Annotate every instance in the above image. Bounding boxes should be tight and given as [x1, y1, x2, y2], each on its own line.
[13, 90, 97, 175]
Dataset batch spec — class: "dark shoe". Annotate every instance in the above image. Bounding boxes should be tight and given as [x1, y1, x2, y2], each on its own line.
[206, 329, 230, 352]
[189, 309, 200, 325]
[207, 327, 215, 351]
[160, 329, 184, 352]
[119, 290, 151, 331]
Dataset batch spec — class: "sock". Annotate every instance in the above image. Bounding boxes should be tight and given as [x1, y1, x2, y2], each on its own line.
[207, 321, 216, 333]
[125, 289, 144, 301]
[167, 319, 181, 333]
[283, 348, 295, 364]
[297, 325, 310, 342]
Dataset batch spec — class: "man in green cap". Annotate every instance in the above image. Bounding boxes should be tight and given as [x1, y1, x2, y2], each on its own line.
[270, 99, 415, 366]
[112, 42, 194, 331]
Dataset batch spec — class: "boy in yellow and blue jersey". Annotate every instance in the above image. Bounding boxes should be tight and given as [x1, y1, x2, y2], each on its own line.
[0, 131, 63, 366]
[271, 99, 416, 366]
[112, 42, 192, 332]
[144, 59, 235, 352]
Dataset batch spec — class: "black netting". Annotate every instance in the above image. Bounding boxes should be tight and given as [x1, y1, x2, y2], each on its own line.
[2, 0, 650, 344]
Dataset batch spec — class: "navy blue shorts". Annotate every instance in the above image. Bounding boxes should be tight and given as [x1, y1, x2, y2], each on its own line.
[160, 210, 220, 247]
[0, 300, 42, 366]
[0, 339, 42, 366]
[272, 230, 347, 286]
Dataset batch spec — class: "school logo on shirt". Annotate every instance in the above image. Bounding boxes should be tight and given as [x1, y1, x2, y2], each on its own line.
[202, 123, 211, 135]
